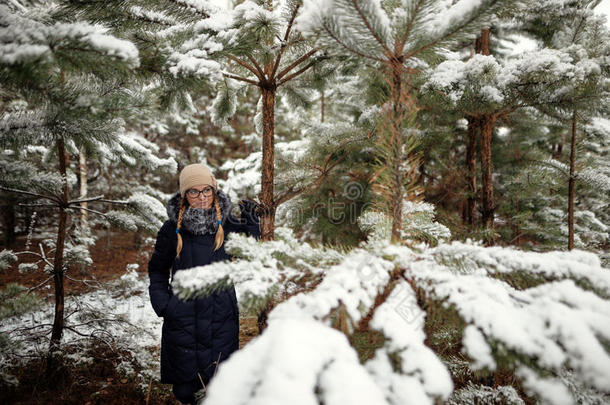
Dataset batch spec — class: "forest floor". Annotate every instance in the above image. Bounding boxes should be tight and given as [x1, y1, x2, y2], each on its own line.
[0, 230, 261, 404]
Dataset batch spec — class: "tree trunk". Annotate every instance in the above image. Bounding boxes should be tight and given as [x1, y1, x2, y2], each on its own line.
[568, 110, 577, 250]
[79, 150, 88, 236]
[480, 115, 496, 229]
[260, 86, 277, 241]
[476, 28, 491, 56]
[390, 63, 403, 243]
[47, 137, 70, 376]
[465, 116, 478, 225]
[475, 28, 497, 231]
[462, 29, 490, 226]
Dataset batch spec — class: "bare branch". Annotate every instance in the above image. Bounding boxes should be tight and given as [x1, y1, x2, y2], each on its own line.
[39, 242, 54, 270]
[66, 205, 107, 217]
[246, 54, 267, 80]
[63, 326, 92, 338]
[65, 274, 104, 289]
[226, 54, 263, 80]
[277, 61, 317, 86]
[277, 49, 318, 80]
[222, 72, 260, 86]
[27, 276, 54, 293]
[0, 186, 60, 204]
[68, 195, 104, 204]
[18, 203, 57, 208]
[271, 3, 301, 79]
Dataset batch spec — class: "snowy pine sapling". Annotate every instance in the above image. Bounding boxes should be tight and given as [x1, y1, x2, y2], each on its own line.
[297, 0, 518, 240]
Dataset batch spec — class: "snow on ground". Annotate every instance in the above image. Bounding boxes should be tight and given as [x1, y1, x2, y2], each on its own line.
[0, 270, 162, 381]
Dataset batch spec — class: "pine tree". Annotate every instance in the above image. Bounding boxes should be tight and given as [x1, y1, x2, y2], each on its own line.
[66, 0, 354, 240]
[297, 0, 517, 242]
[422, 8, 609, 243]
[0, 2, 169, 373]
[518, 0, 610, 250]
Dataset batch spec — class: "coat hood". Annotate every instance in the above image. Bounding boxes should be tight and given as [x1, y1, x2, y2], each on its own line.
[166, 189, 233, 235]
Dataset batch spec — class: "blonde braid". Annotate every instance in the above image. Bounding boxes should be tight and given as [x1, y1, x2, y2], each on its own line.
[176, 197, 187, 258]
[213, 194, 225, 251]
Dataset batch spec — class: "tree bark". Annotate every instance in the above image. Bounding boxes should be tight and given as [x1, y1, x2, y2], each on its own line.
[260, 86, 277, 241]
[79, 150, 88, 236]
[475, 28, 497, 231]
[476, 28, 491, 56]
[465, 116, 478, 225]
[568, 110, 577, 250]
[47, 136, 69, 376]
[461, 29, 491, 227]
[480, 115, 496, 229]
[390, 63, 403, 243]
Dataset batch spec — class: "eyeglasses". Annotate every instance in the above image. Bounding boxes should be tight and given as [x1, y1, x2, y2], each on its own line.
[186, 187, 214, 197]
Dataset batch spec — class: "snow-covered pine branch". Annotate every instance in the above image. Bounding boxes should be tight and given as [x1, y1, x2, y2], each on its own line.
[0, 250, 18, 271]
[406, 242, 610, 403]
[169, 201, 609, 404]
[0, 5, 139, 69]
[173, 227, 343, 313]
[296, 0, 515, 65]
[96, 130, 178, 172]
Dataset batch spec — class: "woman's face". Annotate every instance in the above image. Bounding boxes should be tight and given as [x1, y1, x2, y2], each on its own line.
[185, 184, 214, 210]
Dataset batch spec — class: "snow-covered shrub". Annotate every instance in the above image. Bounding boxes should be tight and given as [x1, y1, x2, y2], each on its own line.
[0, 272, 162, 391]
[0, 250, 17, 271]
[400, 201, 451, 244]
[172, 233, 609, 404]
[448, 382, 525, 405]
[17, 263, 38, 273]
[358, 201, 450, 247]
[357, 210, 392, 242]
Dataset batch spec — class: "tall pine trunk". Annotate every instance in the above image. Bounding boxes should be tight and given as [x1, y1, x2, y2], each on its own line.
[462, 29, 491, 226]
[260, 85, 277, 241]
[390, 63, 404, 243]
[465, 117, 478, 225]
[480, 115, 496, 229]
[475, 28, 497, 230]
[47, 136, 69, 376]
[568, 110, 577, 250]
[79, 150, 88, 236]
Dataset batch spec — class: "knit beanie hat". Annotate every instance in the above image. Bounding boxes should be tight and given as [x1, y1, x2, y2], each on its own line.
[179, 163, 218, 197]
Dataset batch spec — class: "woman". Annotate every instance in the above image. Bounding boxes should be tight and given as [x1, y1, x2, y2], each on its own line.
[147, 163, 260, 405]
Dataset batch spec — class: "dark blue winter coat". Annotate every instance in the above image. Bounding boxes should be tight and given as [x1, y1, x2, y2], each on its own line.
[148, 191, 260, 385]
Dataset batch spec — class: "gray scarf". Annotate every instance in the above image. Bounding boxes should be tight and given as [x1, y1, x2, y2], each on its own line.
[166, 189, 233, 235]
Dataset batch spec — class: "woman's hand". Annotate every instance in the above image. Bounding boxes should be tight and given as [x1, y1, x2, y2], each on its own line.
[239, 199, 260, 225]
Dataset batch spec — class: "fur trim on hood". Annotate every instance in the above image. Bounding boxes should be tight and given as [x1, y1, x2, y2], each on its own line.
[166, 189, 233, 235]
